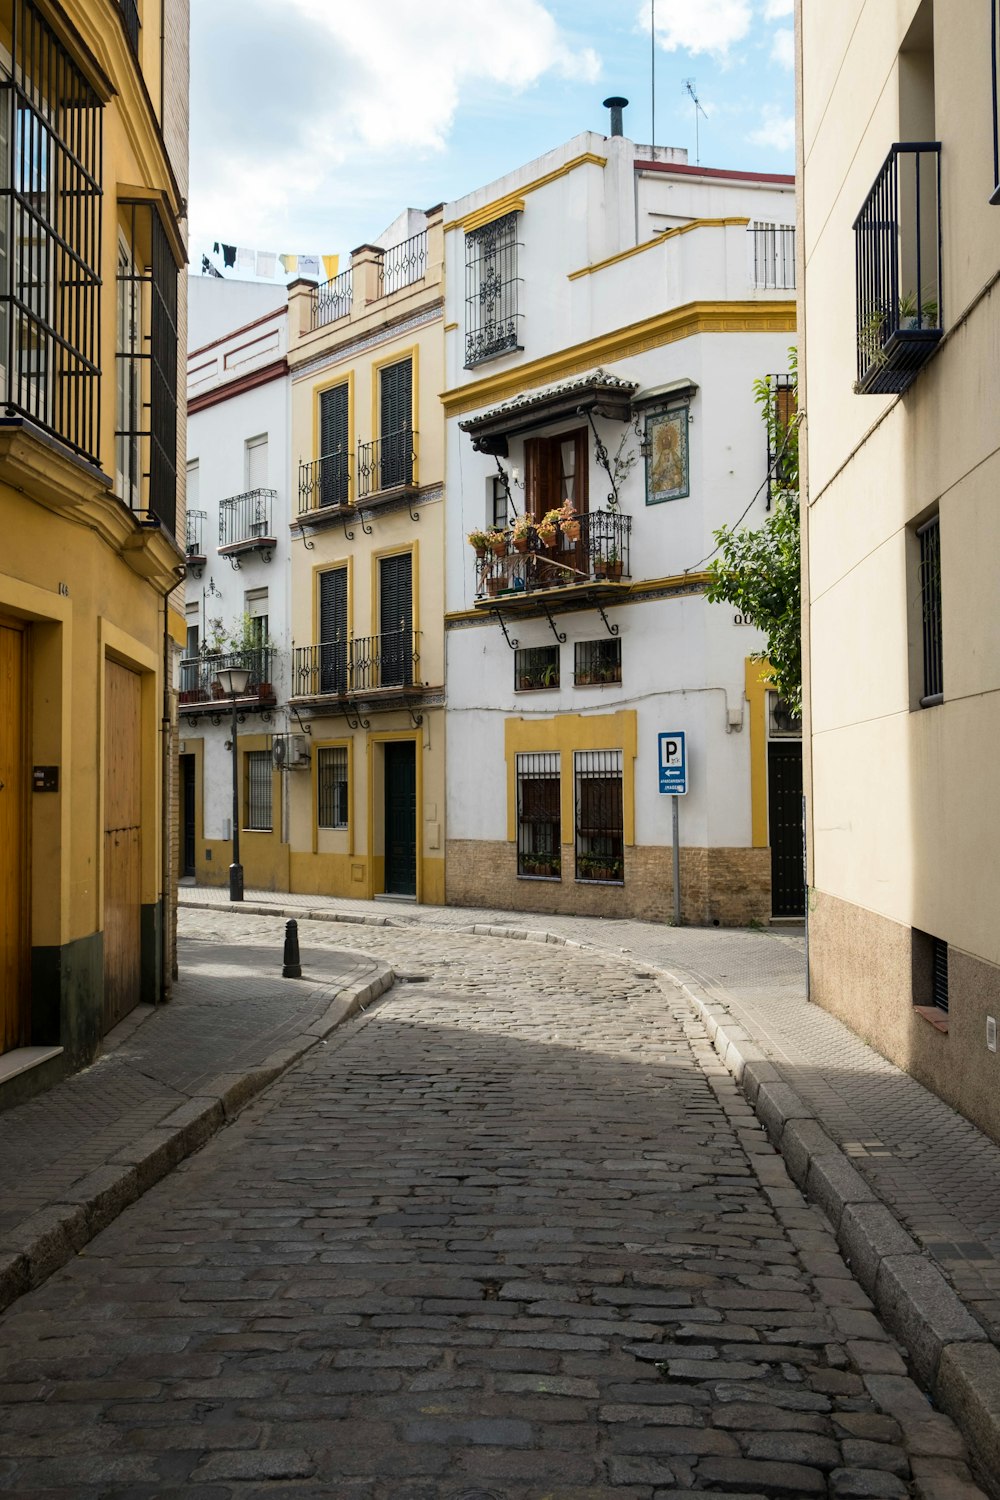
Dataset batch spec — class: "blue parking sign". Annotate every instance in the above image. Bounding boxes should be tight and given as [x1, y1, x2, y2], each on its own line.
[658, 732, 687, 795]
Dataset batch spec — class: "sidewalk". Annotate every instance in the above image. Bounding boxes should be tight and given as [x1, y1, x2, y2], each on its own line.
[0, 923, 393, 1313]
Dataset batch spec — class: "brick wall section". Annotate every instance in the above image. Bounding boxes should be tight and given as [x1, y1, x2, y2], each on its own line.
[446, 841, 771, 926]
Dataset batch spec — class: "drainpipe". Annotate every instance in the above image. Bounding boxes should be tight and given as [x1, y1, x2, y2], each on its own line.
[158, 565, 186, 1002]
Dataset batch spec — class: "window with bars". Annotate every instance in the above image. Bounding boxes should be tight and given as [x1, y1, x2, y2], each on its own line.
[244, 750, 272, 831]
[574, 638, 621, 686]
[913, 928, 949, 1014]
[0, 1, 103, 462]
[516, 753, 561, 878]
[917, 514, 942, 704]
[766, 373, 797, 508]
[464, 211, 521, 368]
[574, 749, 624, 883]
[491, 474, 510, 531]
[515, 644, 559, 692]
[317, 746, 349, 830]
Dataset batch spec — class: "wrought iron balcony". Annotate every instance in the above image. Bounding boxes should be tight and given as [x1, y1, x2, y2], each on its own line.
[218, 488, 277, 561]
[311, 269, 352, 330]
[749, 222, 795, 290]
[474, 509, 632, 604]
[178, 648, 276, 709]
[298, 451, 352, 515]
[117, 0, 140, 56]
[379, 231, 428, 297]
[185, 509, 207, 558]
[357, 427, 417, 499]
[292, 630, 422, 700]
[854, 142, 942, 395]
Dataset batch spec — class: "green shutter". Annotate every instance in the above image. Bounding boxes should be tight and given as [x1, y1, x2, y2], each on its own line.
[379, 553, 413, 686]
[319, 384, 349, 504]
[319, 567, 348, 692]
[379, 359, 412, 488]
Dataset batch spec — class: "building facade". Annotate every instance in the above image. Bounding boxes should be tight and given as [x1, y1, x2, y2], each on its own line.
[798, 2, 1000, 1139]
[183, 280, 290, 890]
[0, 0, 188, 1105]
[443, 118, 799, 923]
[283, 209, 446, 903]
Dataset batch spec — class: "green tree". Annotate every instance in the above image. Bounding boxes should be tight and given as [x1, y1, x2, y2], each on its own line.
[706, 350, 801, 714]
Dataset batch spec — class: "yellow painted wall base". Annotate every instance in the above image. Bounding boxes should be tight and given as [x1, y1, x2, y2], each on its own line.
[197, 839, 290, 892]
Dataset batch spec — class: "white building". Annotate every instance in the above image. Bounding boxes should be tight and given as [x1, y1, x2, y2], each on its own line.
[182, 279, 292, 889]
[443, 108, 799, 923]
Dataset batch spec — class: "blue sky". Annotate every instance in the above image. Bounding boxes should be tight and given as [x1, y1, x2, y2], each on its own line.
[190, 0, 794, 274]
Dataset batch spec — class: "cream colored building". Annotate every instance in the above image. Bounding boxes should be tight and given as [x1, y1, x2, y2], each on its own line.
[798, 1, 1000, 1139]
[283, 210, 445, 903]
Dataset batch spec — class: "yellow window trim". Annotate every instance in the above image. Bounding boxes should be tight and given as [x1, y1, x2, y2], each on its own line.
[567, 217, 751, 281]
[312, 736, 354, 855]
[504, 710, 637, 847]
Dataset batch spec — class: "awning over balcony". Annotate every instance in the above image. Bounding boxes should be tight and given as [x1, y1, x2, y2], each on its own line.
[459, 368, 638, 456]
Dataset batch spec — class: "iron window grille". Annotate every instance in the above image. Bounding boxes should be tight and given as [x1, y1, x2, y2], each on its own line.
[853, 142, 942, 395]
[378, 230, 427, 297]
[117, 0, 140, 57]
[219, 488, 276, 547]
[917, 513, 942, 705]
[317, 746, 349, 829]
[515, 644, 559, 692]
[185, 509, 207, 556]
[574, 638, 621, 686]
[516, 752, 561, 879]
[913, 928, 949, 1014]
[244, 750, 272, 832]
[464, 211, 521, 368]
[116, 200, 180, 532]
[0, 0, 103, 463]
[766, 373, 797, 509]
[311, 268, 352, 329]
[749, 222, 796, 290]
[574, 749, 624, 883]
[992, 1, 1000, 203]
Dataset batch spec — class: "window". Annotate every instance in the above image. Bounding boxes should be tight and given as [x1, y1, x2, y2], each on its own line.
[515, 644, 559, 692]
[362, 356, 413, 495]
[645, 406, 690, 504]
[319, 566, 348, 694]
[0, 1, 102, 461]
[246, 433, 268, 491]
[917, 514, 942, 704]
[379, 552, 413, 688]
[516, 753, 561, 878]
[318, 383, 350, 506]
[317, 746, 349, 830]
[575, 638, 621, 686]
[765, 373, 797, 508]
[116, 238, 141, 507]
[491, 474, 509, 531]
[525, 429, 588, 518]
[245, 751, 272, 831]
[913, 928, 949, 1014]
[748, 221, 796, 290]
[574, 750, 624, 883]
[464, 211, 521, 368]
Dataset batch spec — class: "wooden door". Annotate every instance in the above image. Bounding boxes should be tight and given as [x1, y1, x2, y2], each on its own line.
[103, 660, 142, 1031]
[768, 740, 805, 918]
[0, 619, 28, 1053]
[383, 742, 416, 897]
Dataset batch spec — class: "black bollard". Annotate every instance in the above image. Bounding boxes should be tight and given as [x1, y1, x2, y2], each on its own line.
[282, 918, 302, 979]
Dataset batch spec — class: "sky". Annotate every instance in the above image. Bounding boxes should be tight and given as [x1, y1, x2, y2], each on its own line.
[190, 0, 794, 278]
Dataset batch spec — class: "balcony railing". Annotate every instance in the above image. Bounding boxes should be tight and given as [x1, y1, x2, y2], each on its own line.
[378, 231, 428, 297]
[292, 630, 421, 698]
[854, 142, 942, 395]
[298, 452, 352, 515]
[357, 427, 417, 499]
[178, 648, 276, 706]
[218, 488, 277, 548]
[186, 509, 207, 557]
[749, 222, 795, 290]
[311, 269, 352, 330]
[117, 0, 140, 56]
[475, 510, 632, 600]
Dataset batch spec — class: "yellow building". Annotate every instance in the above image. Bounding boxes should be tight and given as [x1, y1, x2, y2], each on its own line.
[284, 210, 445, 904]
[798, 2, 1000, 1139]
[0, 0, 187, 1105]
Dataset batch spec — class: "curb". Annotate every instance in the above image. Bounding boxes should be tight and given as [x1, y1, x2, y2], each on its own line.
[667, 965, 1000, 1496]
[180, 899, 587, 949]
[0, 963, 394, 1318]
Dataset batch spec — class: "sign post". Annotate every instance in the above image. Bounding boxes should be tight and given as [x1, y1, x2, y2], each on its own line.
[658, 732, 688, 926]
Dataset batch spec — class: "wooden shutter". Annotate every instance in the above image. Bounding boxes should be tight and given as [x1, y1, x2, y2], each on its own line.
[319, 567, 348, 692]
[379, 553, 413, 687]
[319, 384, 349, 505]
[379, 358, 412, 438]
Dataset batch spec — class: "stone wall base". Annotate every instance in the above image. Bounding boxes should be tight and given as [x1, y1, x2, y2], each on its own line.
[810, 888, 1000, 1146]
[445, 841, 771, 927]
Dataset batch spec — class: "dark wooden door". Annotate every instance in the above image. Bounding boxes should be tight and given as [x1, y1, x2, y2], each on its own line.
[180, 754, 196, 877]
[383, 741, 416, 897]
[0, 619, 28, 1053]
[103, 660, 142, 1031]
[768, 740, 804, 918]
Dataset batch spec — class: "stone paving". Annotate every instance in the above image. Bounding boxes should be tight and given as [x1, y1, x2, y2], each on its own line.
[0, 909, 988, 1498]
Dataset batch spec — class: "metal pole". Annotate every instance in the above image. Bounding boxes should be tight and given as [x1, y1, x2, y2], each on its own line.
[672, 793, 681, 926]
[229, 693, 243, 901]
[651, 0, 655, 151]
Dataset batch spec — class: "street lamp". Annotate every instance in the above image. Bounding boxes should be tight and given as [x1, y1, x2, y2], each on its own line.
[215, 665, 251, 901]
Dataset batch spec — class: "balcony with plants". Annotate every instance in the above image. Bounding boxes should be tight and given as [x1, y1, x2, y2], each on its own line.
[179, 615, 276, 718]
[470, 505, 631, 610]
[853, 142, 942, 395]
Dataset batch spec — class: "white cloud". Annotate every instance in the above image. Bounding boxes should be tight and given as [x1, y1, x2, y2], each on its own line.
[762, 0, 793, 17]
[189, 0, 599, 247]
[750, 106, 795, 151]
[771, 27, 794, 70]
[645, 0, 753, 59]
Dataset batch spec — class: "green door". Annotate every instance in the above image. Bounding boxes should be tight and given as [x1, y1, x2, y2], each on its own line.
[383, 741, 416, 897]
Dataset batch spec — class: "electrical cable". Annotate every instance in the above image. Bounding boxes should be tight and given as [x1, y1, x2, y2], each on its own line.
[682, 410, 803, 575]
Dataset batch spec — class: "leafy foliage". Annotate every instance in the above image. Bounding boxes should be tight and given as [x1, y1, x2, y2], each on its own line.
[706, 349, 801, 714]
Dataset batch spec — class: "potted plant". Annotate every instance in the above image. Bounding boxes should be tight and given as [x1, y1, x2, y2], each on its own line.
[605, 546, 623, 583]
[510, 513, 533, 553]
[486, 528, 508, 558]
[522, 851, 560, 878]
[557, 499, 581, 541]
[467, 528, 491, 558]
[537, 509, 560, 547]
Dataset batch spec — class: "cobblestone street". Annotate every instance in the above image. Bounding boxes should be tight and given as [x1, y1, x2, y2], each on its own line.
[0, 912, 988, 1497]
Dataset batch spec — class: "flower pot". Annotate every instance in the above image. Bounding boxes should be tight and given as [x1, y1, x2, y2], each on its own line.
[491, 540, 507, 559]
[512, 536, 529, 553]
[593, 559, 608, 580]
[474, 546, 487, 559]
[486, 577, 502, 596]
[606, 561, 623, 582]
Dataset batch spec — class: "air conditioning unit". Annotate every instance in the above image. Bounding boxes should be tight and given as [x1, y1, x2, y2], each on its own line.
[768, 693, 802, 738]
[272, 733, 310, 770]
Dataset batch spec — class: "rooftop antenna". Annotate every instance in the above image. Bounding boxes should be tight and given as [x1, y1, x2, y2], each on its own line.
[683, 77, 708, 165]
[650, 0, 656, 151]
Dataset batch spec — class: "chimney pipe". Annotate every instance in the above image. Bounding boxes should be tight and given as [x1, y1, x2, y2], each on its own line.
[603, 96, 628, 138]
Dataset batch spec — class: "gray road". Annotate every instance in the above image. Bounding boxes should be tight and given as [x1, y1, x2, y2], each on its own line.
[0, 913, 984, 1498]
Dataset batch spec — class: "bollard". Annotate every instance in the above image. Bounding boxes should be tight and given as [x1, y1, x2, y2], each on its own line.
[282, 918, 302, 979]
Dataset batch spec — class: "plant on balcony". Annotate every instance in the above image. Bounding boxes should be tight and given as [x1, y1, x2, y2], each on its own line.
[510, 513, 534, 552]
[556, 499, 581, 541]
[485, 527, 508, 558]
[537, 510, 560, 546]
[521, 851, 561, 878]
[199, 617, 229, 657]
[467, 528, 491, 557]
